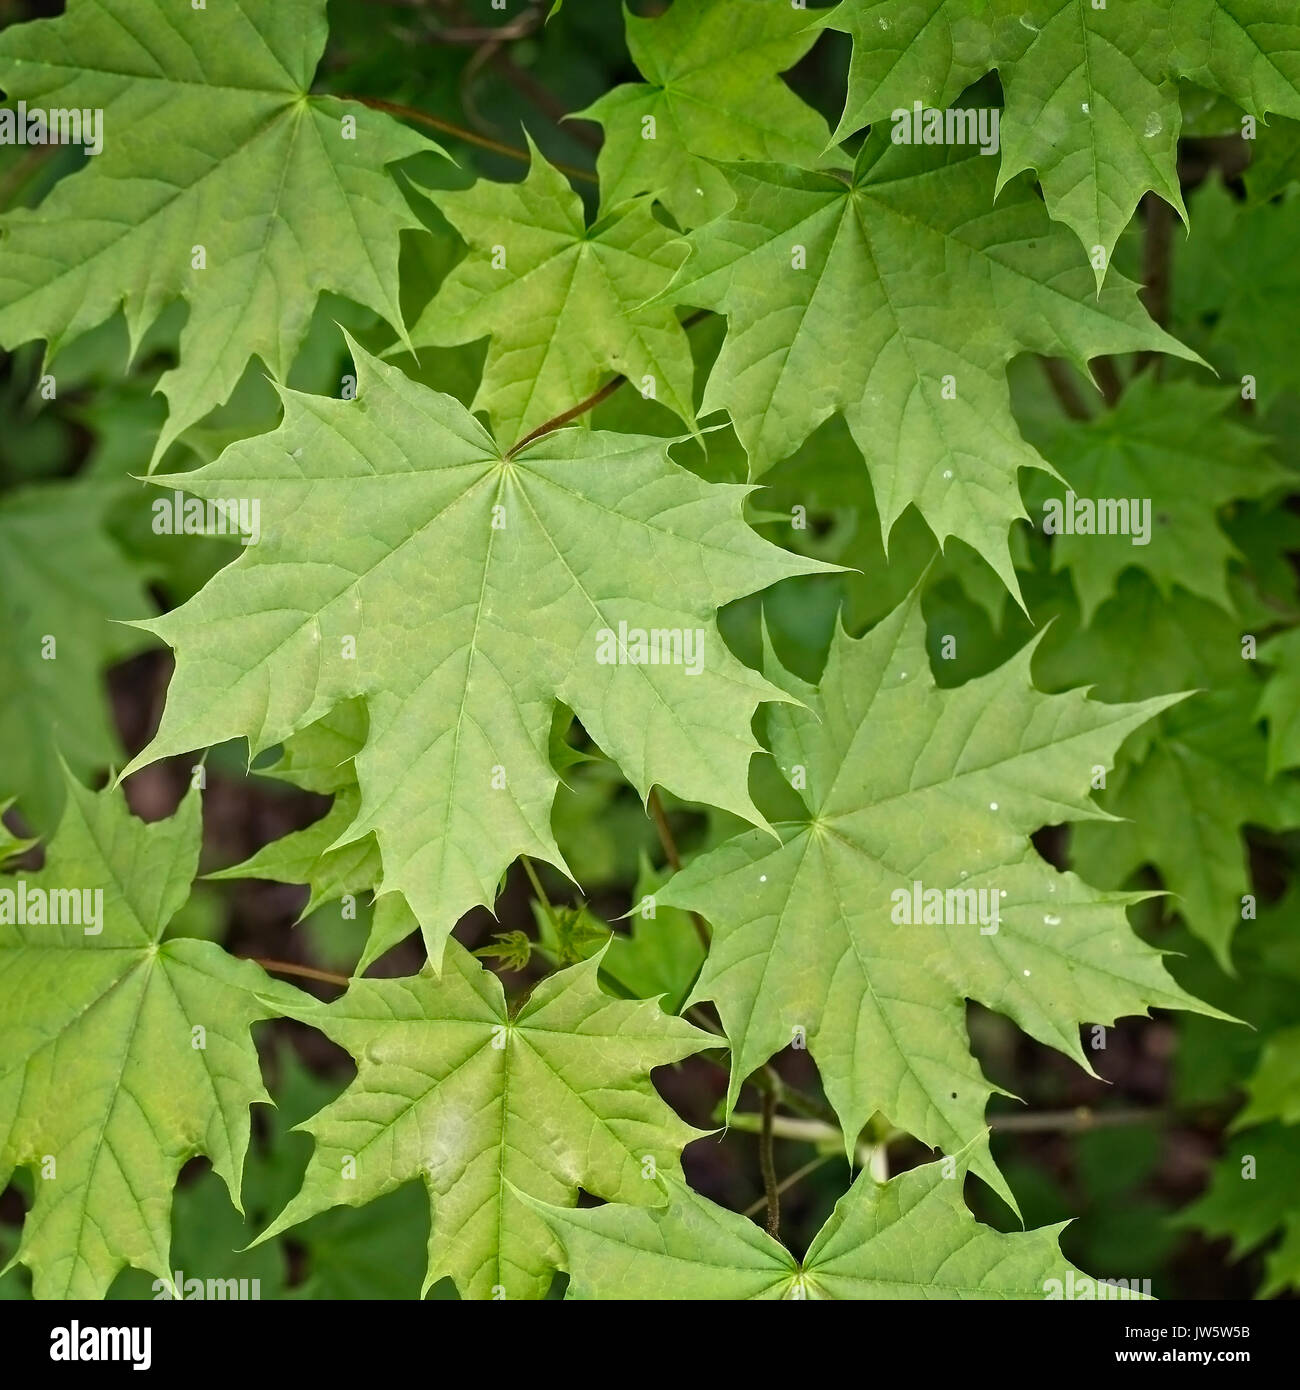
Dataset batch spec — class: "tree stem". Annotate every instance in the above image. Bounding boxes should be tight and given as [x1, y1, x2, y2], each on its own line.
[647, 786, 711, 951]
[346, 94, 597, 185]
[520, 855, 561, 932]
[760, 1085, 781, 1238]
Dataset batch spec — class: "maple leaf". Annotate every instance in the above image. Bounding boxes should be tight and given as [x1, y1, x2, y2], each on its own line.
[123, 342, 827, 965]
[524, 1155, 1093, 1300]
[257, 944, 714, 1299]
[0, 0, 437, 465]
[1259, 628, 1300, 778]
[658, 588, 1221, 1203]
[1028, 377, 1286, 622]
[1070, 691, 1300, 968]
[1182, 1124, 1300, 1298]
[995, 0, 1187, 283]
[576, 0, 831, 229]
[0, 777, 302, 1299]
[668, 136, 1192, 594]
[0, 480, 153, 829]
[832, 1, 1300, 277]
[1237, 1025, 1300, 1128]
[410, 141, 696, 449]
[1032, 575, 1300, 966]
[1174, 176, 1300, 408]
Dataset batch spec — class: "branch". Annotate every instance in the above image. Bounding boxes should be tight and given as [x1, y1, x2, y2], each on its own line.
[347, 94, 597, 185]
[506, 308, 711, 456]
[1137, 192, 1174, 375]
[245, 957, 351, 988]
[647, 786, 711, 951]
[760, 1085, 781, 1238]
[742, 1153, 833, 1220]
[520, 854, 561, 932]
[429, 0, 603, 152]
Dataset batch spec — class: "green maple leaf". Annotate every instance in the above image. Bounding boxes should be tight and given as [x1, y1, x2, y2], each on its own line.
[0, 0, 437, 465]
[1237, 1024, 1300, 1128]
[1259, 628, 1300, 777]
[1182, 1124, 1300, 1298]
[0, 777, 302, 1299]
[1029, 377, 1286, 622]
[577, 0, 831, 229]
[658, 588, 1220, 1203]
[123, 342, 826, 965]
[525, 1155, 1093, 1300]
[1070, 690, 1300, 967]
[257, 944, 713, 1299]
[0, 480, 153, 829]
[668, 136, 1191, 594]
[1174, 176, 1300, 408]
[832, 2, 1300, 276]
[410, 142, 695, 449]
[996, 0, 1187, 283]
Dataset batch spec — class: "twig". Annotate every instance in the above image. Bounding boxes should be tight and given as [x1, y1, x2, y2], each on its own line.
[760, 1085, 781, 1238]
[429, 0, 603, 151]
[346, 94, 597, 185]
[507, 309, 711, 456]
[648, 787, 682, 871]
[1091, 356, 1124, 408]
[507, 373, 628, 456]
[742, 1154, 833, 1220]
[245, 957, 350, 988]
[647, 787, 711, 951]
[989, 1105, 1166, 1134]
[520, 854, 561, 932]
[1137, 192, 1173, 375]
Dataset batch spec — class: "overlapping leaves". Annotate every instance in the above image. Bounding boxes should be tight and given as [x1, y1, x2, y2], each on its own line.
[124, 343, 826, 963]
[0, 0, 436, 463]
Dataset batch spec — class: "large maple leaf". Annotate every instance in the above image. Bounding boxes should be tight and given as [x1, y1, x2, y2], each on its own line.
[0, 0, 437, 465]
[0, 777, 301, 1299]
[257, 945, 713, 1300]
[667, 136, 1192, 594]
[526, 1156, 1094, 1300]
[658, 588, 1222, 1203]
[123, 342, 827, 963]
